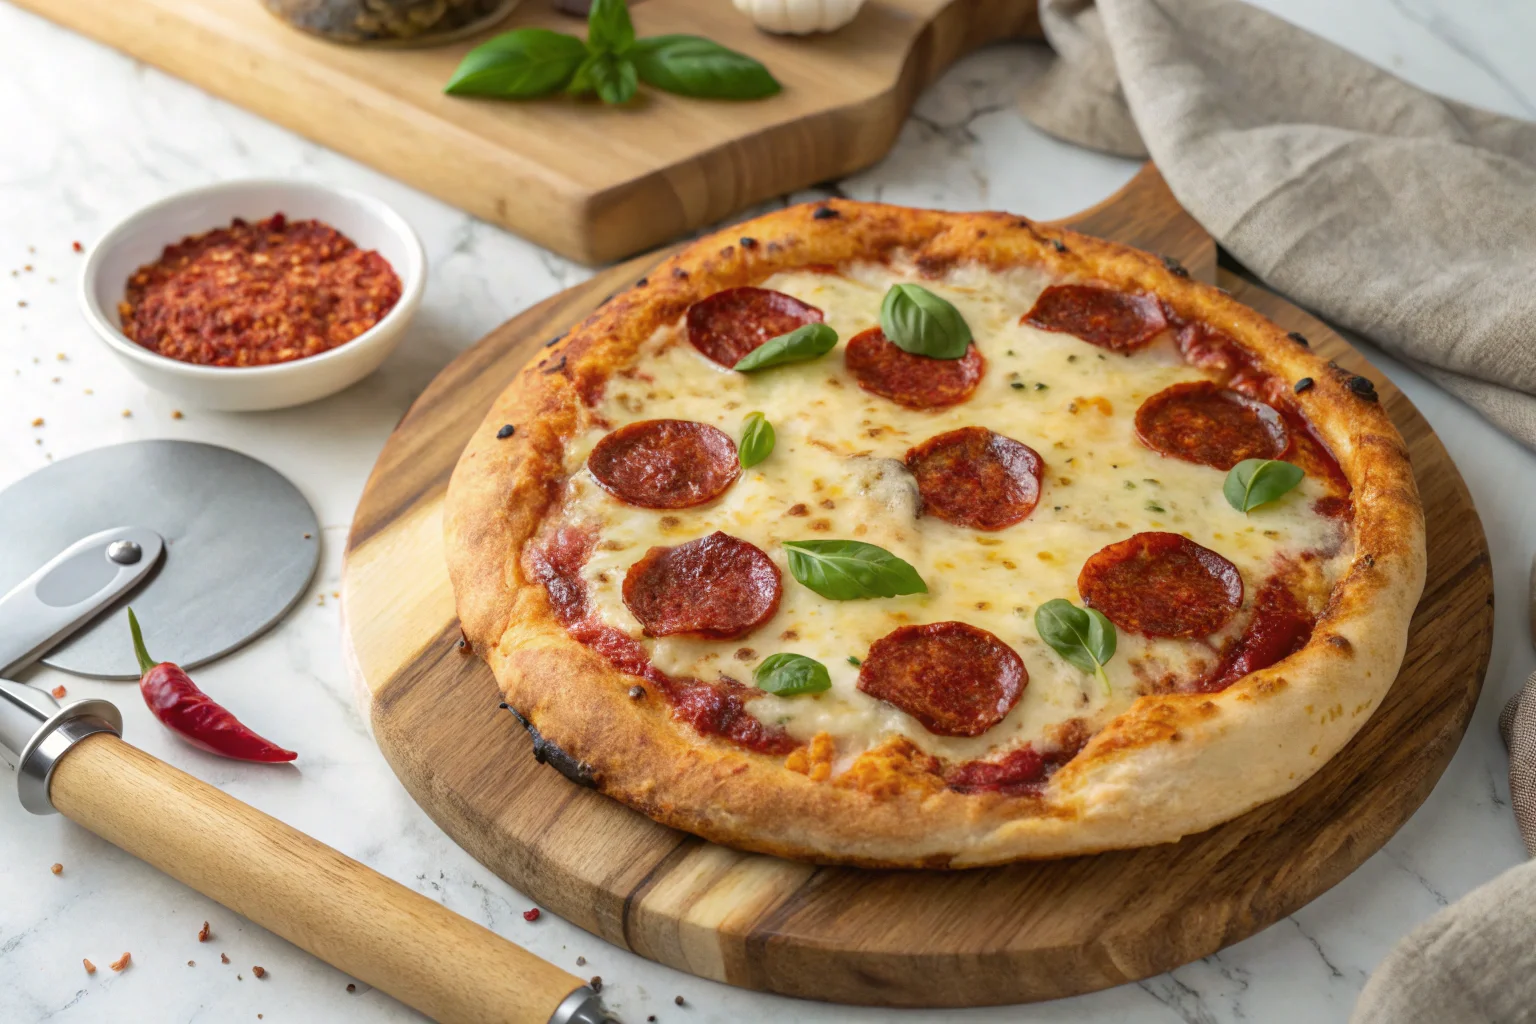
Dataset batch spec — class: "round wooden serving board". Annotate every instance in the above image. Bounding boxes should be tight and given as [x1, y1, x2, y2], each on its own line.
[341, 168, 1493, 1007]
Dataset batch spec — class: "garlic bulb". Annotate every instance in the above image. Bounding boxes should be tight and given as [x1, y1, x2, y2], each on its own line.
[733, 0, 864, 35]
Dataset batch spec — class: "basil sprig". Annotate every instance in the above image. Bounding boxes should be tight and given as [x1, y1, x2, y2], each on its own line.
[783, 540, 927, 601]
[754, 653, 831, 696]
[733, 323, 837, 372]
[1224, 459, 1304, 513]
[1034, 599, 1116, 694]
[445, 0, 780, 105]
[739, 411, 775, 468]
[878, 284, 972, 359]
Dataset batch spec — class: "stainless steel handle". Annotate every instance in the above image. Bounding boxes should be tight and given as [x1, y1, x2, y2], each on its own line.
[0, 526, 163, 678]
[0, 679, 122, 813]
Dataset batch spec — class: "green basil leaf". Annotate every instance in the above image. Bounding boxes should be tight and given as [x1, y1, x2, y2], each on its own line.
[1223, 458, 1305, 513]
[782, 540, 927, 601]
[878, 283, 972, 359]
[754, 653, 831, 696]
[629, 35, 782, 99]
[444, 29, 589, 97]
[739, 411, 775, 468]
[586, 0, 635, 54]
[569, 51, 638, 103]
[733, 323, 837, 372]
[1035, 599, 1116, 694]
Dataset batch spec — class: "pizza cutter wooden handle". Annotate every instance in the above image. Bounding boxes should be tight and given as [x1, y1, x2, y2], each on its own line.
[48, 733, 588, 1024]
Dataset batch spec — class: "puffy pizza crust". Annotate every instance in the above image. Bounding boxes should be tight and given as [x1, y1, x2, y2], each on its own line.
[444, 202, 1425, 867]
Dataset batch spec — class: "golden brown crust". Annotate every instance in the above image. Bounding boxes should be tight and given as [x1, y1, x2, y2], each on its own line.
[444, 201, 1425, 868]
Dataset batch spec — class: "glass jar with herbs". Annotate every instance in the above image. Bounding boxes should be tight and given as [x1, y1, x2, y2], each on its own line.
[262, 0, 519, 47]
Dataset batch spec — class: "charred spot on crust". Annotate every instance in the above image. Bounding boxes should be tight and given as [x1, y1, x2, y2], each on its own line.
[1325, 635, 1354, 654]
[628, 685, 646, 700]
[500, 704, 597, 788]
[812, 206, 839, 220]
[1294, 377, 1314, 394]
[739, 237, 758, 249]
[540, 355, 568, 375]
[1287, 331, 1310, 347]
[496, 423, 516, 439]
[915, 253, 955, 278]
[672, 267, 689, 280]
[1052, 238, 1068, 253]
[635, 277, 648, 287]
[1361, 553, 1376, 568]
[1347, 375, 1379, 402]
[544, 333, 565, 348]
[1160, 255, 1189, 278]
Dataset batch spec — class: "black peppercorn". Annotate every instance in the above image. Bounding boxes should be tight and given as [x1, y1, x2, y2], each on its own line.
[1160, 255, 1189, 278]
[1287, 331, 1310, 347]
[1347, 375, 1378, 401]
[812, 206, 839, 220]
[496, 423, 515, 439]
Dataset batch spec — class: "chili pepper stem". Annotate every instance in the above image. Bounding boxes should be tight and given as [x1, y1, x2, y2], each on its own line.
[127, 608, 158, 677]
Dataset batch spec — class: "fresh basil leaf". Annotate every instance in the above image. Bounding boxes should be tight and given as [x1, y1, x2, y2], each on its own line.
[733, 323, 837, 372]
[739, 411, 775, 468]
[630, 35, 781, 99]
[586, 0, 635, 54]
[754, 653, 831, 696]
[568, 51, 638, 103]
[878, 283, 972, 359]
[1035, 599, 1116, 694]
[1223, 458, 1305, 513]
[444, 29, 589, 97]
[783, 540, 927, 601]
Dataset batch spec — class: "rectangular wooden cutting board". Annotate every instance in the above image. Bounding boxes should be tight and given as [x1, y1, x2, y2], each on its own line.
[14, 0, 1040, 264]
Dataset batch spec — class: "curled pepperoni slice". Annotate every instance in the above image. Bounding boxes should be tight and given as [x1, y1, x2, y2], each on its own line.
[857, 622, 1026, 737]
[1022, 284, 1168, 352]
[1135, 381, 1288, 470]
[1078, 532, 1243, 639]
[587, 419, 740, 509]
[623, 531, 781, 640]
[905, 427, 1044, 531]
[845, 327, 985, 409]
[686, 287, 823, 368]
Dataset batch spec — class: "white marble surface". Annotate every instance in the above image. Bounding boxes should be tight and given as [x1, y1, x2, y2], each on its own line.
[2, 1, 1535, 1021]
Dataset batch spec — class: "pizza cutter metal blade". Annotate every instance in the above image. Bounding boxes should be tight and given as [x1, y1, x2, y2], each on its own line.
[0, 440, 320, 678]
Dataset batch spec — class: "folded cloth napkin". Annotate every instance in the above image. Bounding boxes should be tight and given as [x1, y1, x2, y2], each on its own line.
[1019, 0, 1536, 452]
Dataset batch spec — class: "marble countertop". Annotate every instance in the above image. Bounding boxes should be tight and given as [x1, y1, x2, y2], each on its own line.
[3, 1, 1535, 1021]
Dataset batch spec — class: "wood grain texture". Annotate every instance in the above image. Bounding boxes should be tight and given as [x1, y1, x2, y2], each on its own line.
[14, 0, 1040, 265]
[340, 168, 1492, 1006]
[49, 733, 586, 1024]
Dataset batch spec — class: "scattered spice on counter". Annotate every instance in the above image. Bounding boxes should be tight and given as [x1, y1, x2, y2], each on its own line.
[129, 609, 297, 762]
[172, 410, 184, 420]
[589, 976, 602, 993]
[674, 995, 686, 1006]
[17, 300, 27, 308]
[253, 966, 267, 979]
[647, 1017, 656, 1023]
[82, 958, 96, 974]
[50, 685, 66, 699]
[575, 956, 586, 967]
[188, 960, 195, 967]
[221, 953, 231, 964]
[121, 409, 132, 418]
[109, 952, 132, 972]
[50, 863, 62, 875]
[30, 417, 42, 427]
[522, 908, 541, 922]
[72, 241, 83, 252]
[198, 921, 212, 942]
[346, 983, 356, 993]
[23, 264, 32, 272]
[118, 213, 401, 368]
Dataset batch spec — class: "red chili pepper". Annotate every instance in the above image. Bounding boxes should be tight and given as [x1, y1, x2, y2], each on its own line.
[128, 608, 296, 763]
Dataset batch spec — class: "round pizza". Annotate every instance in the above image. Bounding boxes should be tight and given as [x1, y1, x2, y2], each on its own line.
[444, 201, 1425, 868]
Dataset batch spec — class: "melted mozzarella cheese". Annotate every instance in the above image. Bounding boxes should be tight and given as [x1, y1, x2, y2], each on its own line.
[557, 262, 1348, 764]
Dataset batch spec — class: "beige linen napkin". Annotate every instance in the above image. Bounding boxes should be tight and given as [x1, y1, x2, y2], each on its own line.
[1020, 0, 1536, 452]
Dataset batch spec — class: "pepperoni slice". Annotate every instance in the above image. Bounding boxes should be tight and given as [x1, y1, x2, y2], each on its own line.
[844, 328, 985, 409]
[1134, 381, 1288, 470]
[587, 419, 740, 509]
[685, 287, 823, 368]
[905, 427, 1044, 531]
[1078, 532, 1243, 639]
[1022, 284, 1167, 352]
[857, 622, 1026, 737]
[622, 531, 781, 640]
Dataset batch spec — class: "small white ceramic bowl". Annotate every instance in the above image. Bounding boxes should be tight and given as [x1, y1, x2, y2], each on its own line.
[80, 180, 425, 412]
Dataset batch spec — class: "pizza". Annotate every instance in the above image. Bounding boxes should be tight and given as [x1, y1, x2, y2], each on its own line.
[444, 201, 1425, 868]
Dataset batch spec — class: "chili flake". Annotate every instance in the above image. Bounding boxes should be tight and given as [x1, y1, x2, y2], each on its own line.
[118, 213, 401, 368]
[109, 952, 132, 972]
[522, 908, 541, 922]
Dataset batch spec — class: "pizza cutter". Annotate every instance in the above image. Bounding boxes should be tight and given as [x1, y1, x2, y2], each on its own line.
[0, 442, 611, 1024]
